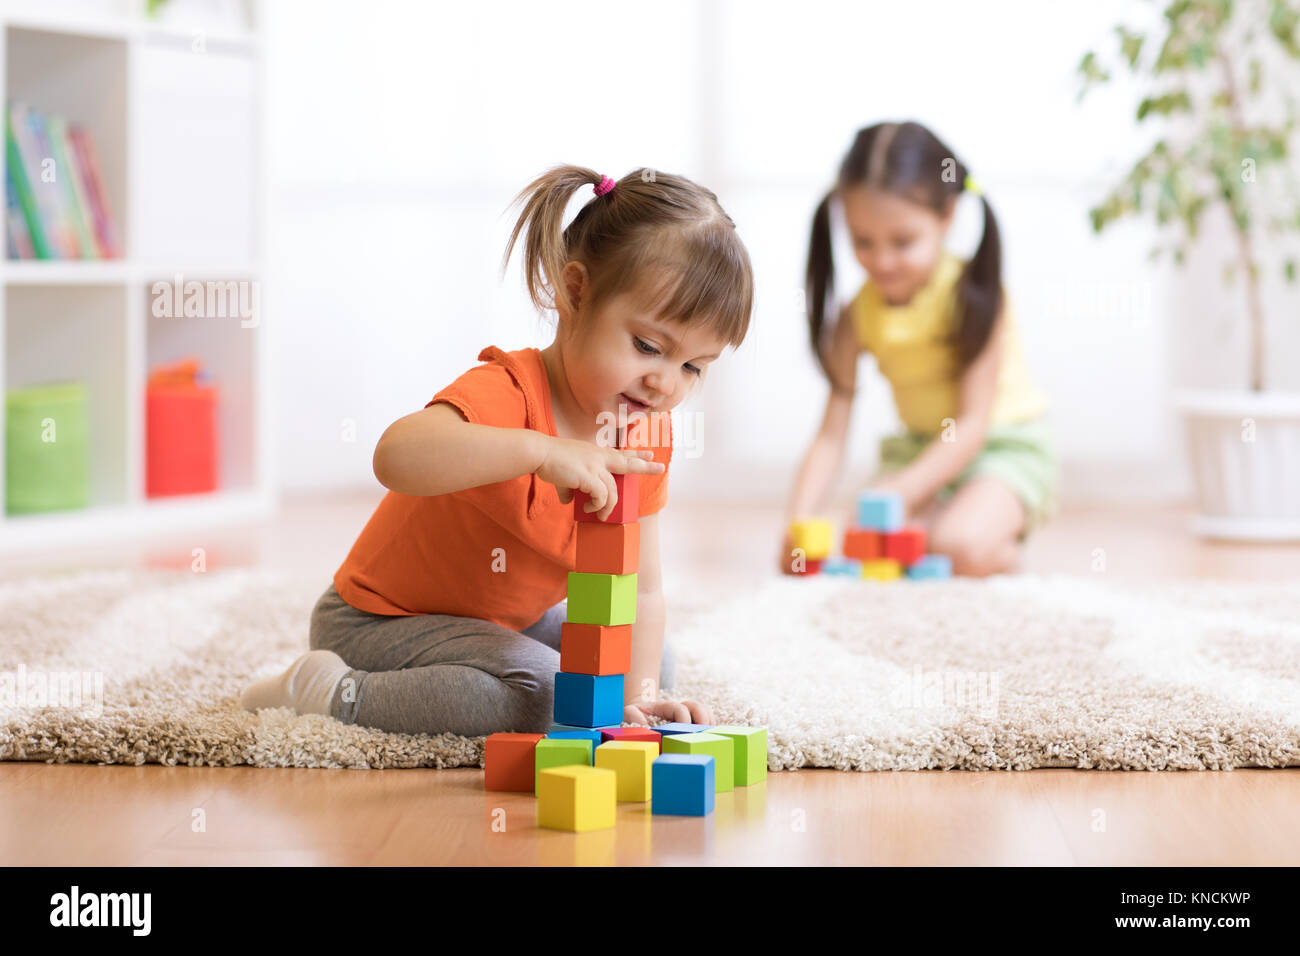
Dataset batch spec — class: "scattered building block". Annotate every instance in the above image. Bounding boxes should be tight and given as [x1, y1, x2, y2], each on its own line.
[861, 558, 903, 581]
[653, 722, 714, 739]
[842, 528, 882, 561]
[594, 741, 658, 801]
[534, 737, 593, 791]
[794, 557, 824, 575]
[554, 672, 625, 728]
[707, 726, 768, 786]
[484, 732, 546, 792]
[547, 728, 605, 752]
[857, 490, 904, 532]
[906, 554, 953, 579]
[651, 754, 715, 816]
[537, 765, 617, 832]
[600, 726, 662, 751]
[559, 622, 632, 675]
[574, 473, 639, 523]
[576, 520, 640, 574]
[567, 572, 637, 625]
[788, 518, 833, 560]
[821, 556, 863, 576]
[661, 732, 734, 793]
[882, 526, 927, 566]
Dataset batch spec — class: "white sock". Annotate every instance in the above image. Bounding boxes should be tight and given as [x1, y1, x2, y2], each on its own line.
[240, 650, 351, 717]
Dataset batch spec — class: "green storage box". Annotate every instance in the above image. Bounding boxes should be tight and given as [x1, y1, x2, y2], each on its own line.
[5, 381, 89, 514]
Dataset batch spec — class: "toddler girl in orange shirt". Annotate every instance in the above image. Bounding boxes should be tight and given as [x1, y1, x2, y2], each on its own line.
[241, 165, 753, 738]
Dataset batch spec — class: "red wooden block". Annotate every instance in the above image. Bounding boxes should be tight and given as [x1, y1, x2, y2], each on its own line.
[484, 732, 546, 791]
[576, 521, 640, 574]
[574, 472, 639, 523]
[795, 557, 825, 575]
[560, 622, 632, 675]
[600, 727, 663, 753]
[882, 526, 927, 566]
[843, 528, 881, 561]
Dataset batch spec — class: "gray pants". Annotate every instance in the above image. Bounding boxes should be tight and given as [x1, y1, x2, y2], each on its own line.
[308, 584, 675, 737]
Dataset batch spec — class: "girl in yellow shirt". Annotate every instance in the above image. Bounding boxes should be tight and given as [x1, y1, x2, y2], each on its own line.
[784, 121, 1059, 576]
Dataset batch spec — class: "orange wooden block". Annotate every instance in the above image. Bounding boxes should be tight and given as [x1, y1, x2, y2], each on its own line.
[560, 622, 632, 676]
[843, 528, 882, 561]
[484, 732, 546, 791]
[576, 521, 640, 574]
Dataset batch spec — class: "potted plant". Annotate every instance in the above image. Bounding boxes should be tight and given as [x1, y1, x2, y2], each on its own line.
[1078, 0, 1300, 540]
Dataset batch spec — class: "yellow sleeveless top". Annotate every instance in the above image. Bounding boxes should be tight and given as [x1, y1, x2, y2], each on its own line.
[849, 251, 1047, 436]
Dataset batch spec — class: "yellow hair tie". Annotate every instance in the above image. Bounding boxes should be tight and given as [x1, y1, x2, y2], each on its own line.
[964, 175, 983, 197]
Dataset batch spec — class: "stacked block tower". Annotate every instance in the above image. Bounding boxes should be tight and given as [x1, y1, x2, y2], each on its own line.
[790, 490, 952, 581]
[485, 471, 768, 830]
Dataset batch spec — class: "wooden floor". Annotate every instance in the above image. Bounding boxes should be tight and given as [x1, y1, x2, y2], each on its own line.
[2, 490, 1298, 866]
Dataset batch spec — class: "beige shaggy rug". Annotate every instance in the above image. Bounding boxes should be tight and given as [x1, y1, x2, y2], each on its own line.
[1, 567, 1298, 771]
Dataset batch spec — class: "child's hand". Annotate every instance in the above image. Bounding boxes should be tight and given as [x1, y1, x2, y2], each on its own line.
[624, 699, 715, 727]
[535, 436, 664, 521]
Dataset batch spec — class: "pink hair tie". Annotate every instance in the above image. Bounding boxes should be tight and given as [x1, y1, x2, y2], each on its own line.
[594, 174, 616, 197]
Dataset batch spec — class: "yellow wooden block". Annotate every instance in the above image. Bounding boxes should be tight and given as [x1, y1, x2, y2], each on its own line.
[537, 765, 617, 832]
[789, 518, 833, 560]
[861, 558, 903, 581]
[594, 741, 658, 802]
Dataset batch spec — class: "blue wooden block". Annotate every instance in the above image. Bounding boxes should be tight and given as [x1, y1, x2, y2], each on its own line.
[654, 721, 714, 738]
[547, 728, 605, 751]
[906, 554, 952, 579]
[554, 672, 624, 728]
[652, 754, 715, 815]
[856, 491, 904, 532]
[822, 556, 863, 576]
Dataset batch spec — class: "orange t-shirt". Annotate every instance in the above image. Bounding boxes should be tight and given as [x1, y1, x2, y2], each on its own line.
[333, 345, 673, 631]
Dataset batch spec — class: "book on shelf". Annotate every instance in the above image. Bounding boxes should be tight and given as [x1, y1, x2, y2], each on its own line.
[4, 101, 121, 260]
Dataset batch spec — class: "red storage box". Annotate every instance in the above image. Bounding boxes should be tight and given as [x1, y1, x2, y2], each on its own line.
[146, 358, 218, 497]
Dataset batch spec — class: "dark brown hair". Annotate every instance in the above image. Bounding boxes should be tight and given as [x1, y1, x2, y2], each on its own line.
[806, 122, 1003, 392]
[502, 165, 753, 350]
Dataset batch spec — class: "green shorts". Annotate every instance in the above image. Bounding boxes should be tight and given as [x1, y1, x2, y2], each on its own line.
[878, 418, 1060, 539]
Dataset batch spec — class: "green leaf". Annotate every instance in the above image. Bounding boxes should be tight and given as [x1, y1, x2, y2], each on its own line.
[1285, 259, 1297, 282]
[1117, 26, 1145, 67]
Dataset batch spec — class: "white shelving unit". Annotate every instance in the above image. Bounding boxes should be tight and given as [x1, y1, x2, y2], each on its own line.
[0, 0, 271, 554]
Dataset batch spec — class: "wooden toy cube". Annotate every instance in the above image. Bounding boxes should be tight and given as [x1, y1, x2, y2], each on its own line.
[906, 554, 953, 579]
[574, 472, 639, 523]
[554, 672, 625, 728]
[794, 557, 824, 575]
[537, 765, 617, 832]
[534, 737, 593, 790]
[567, 572, 637, 626]
[484, 732, 546, 792]
[653, 721, 713, 739]
[576, 521, 640, 574]
[600, 726, 662, 752]
[559, 622, 632, 676]
[652, 754, 715, 816]
[856, 491, 904, 532]
[547, 728, 604, 752]
[661, 732, 734, 793]
[707, 726, 768, 786]
[822, 556, 863, 576]
[861, 558, 903, 581]
[594, 741, 658, 801]
[882, 526, 927, 565]
[788, 518, 833, 560]
[842, 527, 882, 561]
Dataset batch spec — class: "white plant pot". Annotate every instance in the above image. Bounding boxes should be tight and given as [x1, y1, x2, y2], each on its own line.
[1175, 389, 1300, 541]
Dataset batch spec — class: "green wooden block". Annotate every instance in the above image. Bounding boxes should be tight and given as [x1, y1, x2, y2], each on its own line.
[661, 732, 734, 793]
[566, 572, 637, 626]
[534, 737, 593, 791]
[707, 726, 767, 786]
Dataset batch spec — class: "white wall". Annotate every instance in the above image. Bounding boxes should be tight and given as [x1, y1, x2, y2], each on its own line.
[265, 0, 1298, 505]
